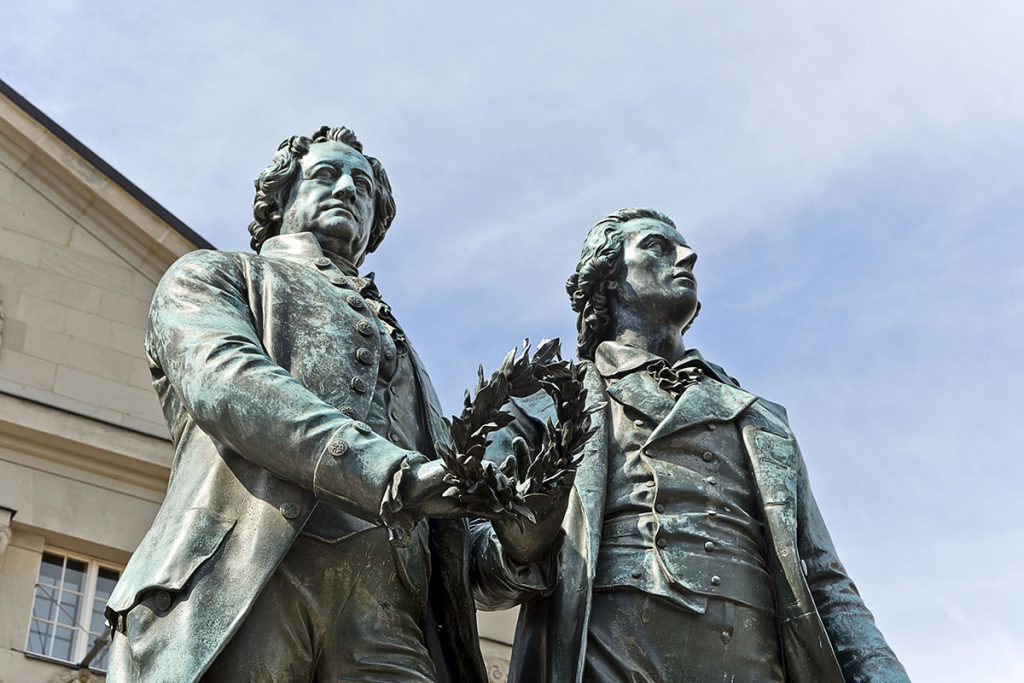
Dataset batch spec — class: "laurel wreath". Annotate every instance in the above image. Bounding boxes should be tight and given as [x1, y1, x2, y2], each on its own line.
[434, 338, 603, 525]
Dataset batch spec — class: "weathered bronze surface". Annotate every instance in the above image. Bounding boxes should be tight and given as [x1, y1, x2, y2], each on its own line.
[102, 127, 566, 682]
[482, 209, 911, 682]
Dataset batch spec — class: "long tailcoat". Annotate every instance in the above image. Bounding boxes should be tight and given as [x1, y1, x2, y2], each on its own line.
[496, 359, 909, 683]
[105, 233, 486, 683]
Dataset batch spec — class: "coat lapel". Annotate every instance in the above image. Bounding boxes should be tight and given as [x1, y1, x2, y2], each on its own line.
[644, 379, 756, 450]
[407, 345, 454, 457]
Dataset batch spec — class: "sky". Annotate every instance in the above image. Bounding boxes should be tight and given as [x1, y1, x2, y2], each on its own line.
[3, 2, 1023, 679]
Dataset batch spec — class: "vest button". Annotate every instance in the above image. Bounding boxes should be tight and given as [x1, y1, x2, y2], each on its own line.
[706, 477, 717, 486]
[702, 451, 715, 462]
[348, 295, 365, 310]
[655, 504, 665, 513]
[656, 538, 667, 549]
[357, 320, 375, 336]
[340, 405, 356, 417]
[704, 541, 715, 552]
[710, 575, 721, 586]
[707, 423, 717, 431]
[351, 377, 369, 393]
[328, 440, 349, 457]
[383, 348, 395, 360]
[647, 480, 656, 488]
[630, 569, 643, 579]
[152, 590, 171, 611]
[633, 419, 644, 427]
[355, 347, 374, 364]
[353, 421, 372, 435]
[280, 502, 301, 519]
[315, 257, 331, 268]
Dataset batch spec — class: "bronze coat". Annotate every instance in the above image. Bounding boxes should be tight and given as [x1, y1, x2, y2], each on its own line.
[105, 234, 486, 683]
[496, 360, 909, 683]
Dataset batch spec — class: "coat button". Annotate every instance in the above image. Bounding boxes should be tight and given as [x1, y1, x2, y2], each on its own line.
[704, 541, 715, 552]
[383, 348, 395, 360]
[710, 575, 721, 586]
[357, 320, 375, 336]
[315, 257, 331, 268]
[353, 421, 372, 435]
[707, 423, 717, 431]
[351, 377, 369, 393]
[707, 509, 717, 516]
[633, 419, 644, 427]
[348, 295, 365, 310]
[630, 569, 643, 579]
[706, 477, 717, 486]
[702, 451, 715, 462]
[647, 481, 656, 488]
[355, 348, 374, 364]
[152, 590, 171, 611]
[328, 440, 349, 457]
[280, 502, 301, 519]
[656, 538, 667, 549]
[655, 504, 665, 513]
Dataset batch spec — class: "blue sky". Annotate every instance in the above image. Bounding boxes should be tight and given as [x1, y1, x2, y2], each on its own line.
[4, 2, 1023, 679]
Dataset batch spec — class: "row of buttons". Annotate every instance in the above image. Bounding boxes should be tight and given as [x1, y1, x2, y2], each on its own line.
[627, 568, 723, 588]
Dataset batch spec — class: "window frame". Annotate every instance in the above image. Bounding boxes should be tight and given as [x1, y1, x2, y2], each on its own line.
[24, 546, 123, 672]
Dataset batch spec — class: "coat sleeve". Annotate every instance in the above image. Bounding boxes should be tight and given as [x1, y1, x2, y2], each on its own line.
[468, 391, 560, 610]
[794, 443, 911, 682]
[147, 250, 415, 521]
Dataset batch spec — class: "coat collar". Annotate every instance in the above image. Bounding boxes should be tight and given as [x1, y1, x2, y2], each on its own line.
[259, 232, 358, 275]
[595, 341, 757, 447]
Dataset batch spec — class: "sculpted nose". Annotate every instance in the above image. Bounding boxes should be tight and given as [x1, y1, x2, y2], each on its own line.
[676, 248, 697, 270]
[333, 174, 356, 198]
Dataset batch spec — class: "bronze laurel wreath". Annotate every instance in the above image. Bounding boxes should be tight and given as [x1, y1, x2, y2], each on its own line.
[435, 338, 602, 525]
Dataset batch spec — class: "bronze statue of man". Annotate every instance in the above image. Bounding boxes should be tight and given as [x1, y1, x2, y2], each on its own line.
[480, 208, 911, 682]
[103, 126, 554, 682]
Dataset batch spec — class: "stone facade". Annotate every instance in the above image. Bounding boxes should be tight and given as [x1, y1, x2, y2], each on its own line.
[0, 81, 516, 681]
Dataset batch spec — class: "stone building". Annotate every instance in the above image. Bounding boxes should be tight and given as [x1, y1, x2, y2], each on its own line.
[0, 80, 515, 681]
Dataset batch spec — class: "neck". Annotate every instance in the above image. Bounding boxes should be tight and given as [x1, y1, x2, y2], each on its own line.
[320, 247, 359, 276]
[609, 310, 687, 363]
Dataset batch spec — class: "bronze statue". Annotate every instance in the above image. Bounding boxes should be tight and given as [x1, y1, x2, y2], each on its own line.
[476, 208, 911, 682]
[103, 126, 565, 682]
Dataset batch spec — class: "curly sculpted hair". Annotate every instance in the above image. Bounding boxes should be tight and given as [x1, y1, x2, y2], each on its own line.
[247, 126, 396, 259]
[566, 207, 698, 360]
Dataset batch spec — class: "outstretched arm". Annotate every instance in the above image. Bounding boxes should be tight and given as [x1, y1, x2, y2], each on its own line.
[148, 250, 422, 522]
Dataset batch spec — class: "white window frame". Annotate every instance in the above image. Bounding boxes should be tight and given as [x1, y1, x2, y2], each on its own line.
[24, 546, 123, 671]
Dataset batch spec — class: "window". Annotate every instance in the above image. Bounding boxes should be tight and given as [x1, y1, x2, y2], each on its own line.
[26, 550, 121, 671]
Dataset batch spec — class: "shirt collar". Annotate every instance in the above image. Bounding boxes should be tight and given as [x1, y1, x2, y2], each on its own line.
[259, 232, 358, 275]
[594, 340, 725, 383]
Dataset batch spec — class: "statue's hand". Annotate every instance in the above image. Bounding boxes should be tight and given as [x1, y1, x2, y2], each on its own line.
[490, 438, 573, 565]
[399, 459, 508, 520]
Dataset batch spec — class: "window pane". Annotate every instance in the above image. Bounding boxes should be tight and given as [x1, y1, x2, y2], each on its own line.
[63, 559, 86, 593]
[94, 568, 120, 603]
[32, 587, 57, 621]
[57, 591, 81, 627]
[26, 619, 52, 655]
[89, 608, 107, 636]
[38, 553, 63, 586]
[51, 626, 74, 661]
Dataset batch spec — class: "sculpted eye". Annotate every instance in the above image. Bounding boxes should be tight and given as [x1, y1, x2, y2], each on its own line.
[643, 237, 667, 253]
[312, 166, 337, 181]
[354, 176, 373, 193]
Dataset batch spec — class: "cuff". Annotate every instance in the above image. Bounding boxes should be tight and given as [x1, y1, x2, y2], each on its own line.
[312, 420, 417, 522]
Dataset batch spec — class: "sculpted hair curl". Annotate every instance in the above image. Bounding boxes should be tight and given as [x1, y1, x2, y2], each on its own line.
[567, 208, 695, 360]
[247, 126, 396, 260]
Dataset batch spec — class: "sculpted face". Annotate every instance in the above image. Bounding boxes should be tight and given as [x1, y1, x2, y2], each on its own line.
[613, 218, 699, 328]
[279, 141, 376, 263]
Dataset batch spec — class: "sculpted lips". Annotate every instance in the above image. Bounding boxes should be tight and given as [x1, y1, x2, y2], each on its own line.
[321, 202, 355, 219]
[673, 270, 696, 288]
